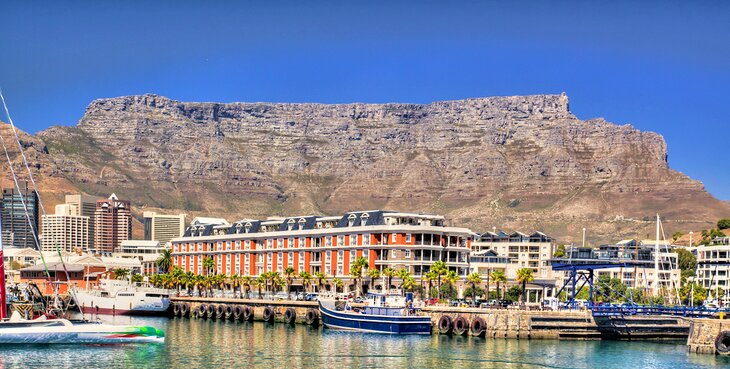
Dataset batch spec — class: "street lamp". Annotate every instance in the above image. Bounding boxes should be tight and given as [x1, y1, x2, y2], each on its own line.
[582, 228, 586, 248]
[689, 231, 694, 247]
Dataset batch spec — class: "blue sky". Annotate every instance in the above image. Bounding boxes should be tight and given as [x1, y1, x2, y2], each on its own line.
[1, 1, 728, 199]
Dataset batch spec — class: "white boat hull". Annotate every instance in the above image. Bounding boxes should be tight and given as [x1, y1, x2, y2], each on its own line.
[0, 319, 165, 344]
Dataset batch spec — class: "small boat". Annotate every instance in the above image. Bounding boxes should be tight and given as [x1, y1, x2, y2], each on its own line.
[0, 313, 165, 344]
[75, 278, 171, 316]
[318, 293, 432, 334]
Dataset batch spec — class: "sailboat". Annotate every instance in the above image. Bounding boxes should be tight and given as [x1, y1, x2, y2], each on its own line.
[0, 90, 166, 343]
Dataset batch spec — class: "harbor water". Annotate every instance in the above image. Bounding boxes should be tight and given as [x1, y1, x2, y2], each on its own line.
[0, 315, 728, 368]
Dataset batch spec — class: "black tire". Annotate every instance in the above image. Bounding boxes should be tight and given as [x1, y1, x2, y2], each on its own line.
[437, 315, 453, 335]
[470, 317, 486, 337]
[716, 331, 730, 354]
[181, 303, 190, 317]
[193, 305, 204, 318]
[205, 304, 215, 319]
[173, 303, 181, 316]
[215, 305, 225, 320]
[284, 308, 297, 325]
[453, 315, 468, 336]
[305, 309, 319, 326]
[225, 305, 234, 320]
[233, 305, 243, 320]
[243, 306, 254, 321]
[263, 306, 276, 323]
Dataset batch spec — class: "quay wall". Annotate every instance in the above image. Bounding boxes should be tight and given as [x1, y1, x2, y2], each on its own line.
[687, 318, 730, 356]
[170, 297, 691, 341]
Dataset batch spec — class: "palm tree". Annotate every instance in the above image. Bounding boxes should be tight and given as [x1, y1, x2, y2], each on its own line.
[466, 272, 483, 303]
[396, 268, 411, 295]
[424, 271, 438, 299]
[431, 260, 448, 299]
[367, 268, 381, 293]
[171, 267, 186, 293]
[402, 276, 418, 293]
[202, 256, 215, 275]
[332, 277, 344, 293]
[230, 274, 242, 296]
[255, 275, 266, 298]
[349, 256, 369, 297]
[444, 270, 460, 300]
[131, 273, 143, 284]
[156, 249, 172, 273]
[242, 276, 253, 298]
[284, 267, 296, 298]
[382, 267, 397, 293]
[299, 271, 312, 293]
[516, 268, 535, 304]
[113, 268, 129, 281]
[490, 270, 507, 300]
[181, 271, 194, 294]
[315, 272, 327, 293]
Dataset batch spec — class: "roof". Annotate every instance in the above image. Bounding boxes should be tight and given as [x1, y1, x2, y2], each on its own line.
[192, 217, 229, 226]
[20, 262, 86, 273]
[120, 240, 161, 247]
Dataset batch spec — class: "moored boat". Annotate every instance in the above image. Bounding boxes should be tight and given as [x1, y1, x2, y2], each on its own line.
[75, 278, 171, 316]
[0, 314, 165, 344]
[318, 294, 432, 334]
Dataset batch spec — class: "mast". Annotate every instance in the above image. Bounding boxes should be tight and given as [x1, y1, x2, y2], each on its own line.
[0, 215, 6, 319]
[654, 214, 660, 297]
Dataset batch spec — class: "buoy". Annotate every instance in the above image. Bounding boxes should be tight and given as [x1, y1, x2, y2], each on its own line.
[437, 315, 453, 335]
[470, 317, 486, 337]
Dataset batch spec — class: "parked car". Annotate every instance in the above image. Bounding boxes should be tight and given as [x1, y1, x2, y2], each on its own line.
[274, 292, 290, 300]
[304, 293, 319, 301]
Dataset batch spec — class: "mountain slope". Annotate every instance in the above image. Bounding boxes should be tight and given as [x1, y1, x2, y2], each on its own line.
[23, 93, 730, 243]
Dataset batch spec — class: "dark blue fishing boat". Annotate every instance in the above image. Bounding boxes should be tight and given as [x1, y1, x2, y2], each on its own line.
[318, 296, 432, 334]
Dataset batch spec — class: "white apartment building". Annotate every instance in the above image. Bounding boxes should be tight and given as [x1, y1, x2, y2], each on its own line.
[694, 238, 730, 304]
[471, 231, 555, 280]
[41, 204, 90, 252]
[143, 212, 186, 245]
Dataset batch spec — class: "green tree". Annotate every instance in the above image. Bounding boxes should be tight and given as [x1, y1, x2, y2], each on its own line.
[672, 231, 684, 242]
[676, 248, 697, 278]
[156, 249, 172, 273]
[332, 277, 344, 293]
[554, 244, 566, 258]
[367, 268, 381, 293]
[396, 268, 411, 295]
[299, 271, 312, 293]
[202, 256, 215, 275]
[466, 272, 483, 303]
[242, 276, 253, 298]
[430, 261, 448, 299]
[505, 285, 522, 302]
[516, 268, 534, 304]
[113, 268, 129, 280]
[402, 276, 418, 293]
[131, 273, 143, 284]
[382, 267, 397, 293]
[284, 267, 296, 298]
[349, 256, 369, 297]
[464, 286, 485, 301]
[718, 218, 730, 230]
[314, 272, 327, 292]
[423, 271, 438, 298]
[490, 270, 507, 300]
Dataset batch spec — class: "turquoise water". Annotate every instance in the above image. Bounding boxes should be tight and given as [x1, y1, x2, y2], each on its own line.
[0, 315, 728, 368]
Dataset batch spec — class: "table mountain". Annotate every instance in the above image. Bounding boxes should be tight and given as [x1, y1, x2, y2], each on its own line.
[16, 93, 728, 243]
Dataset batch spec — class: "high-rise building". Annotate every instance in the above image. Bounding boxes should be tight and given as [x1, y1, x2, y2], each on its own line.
[1, 182, 39, 249]
[143, 212, 186, 245]
[65, 194, 99, 247]
[93, 193, 132, 254]
[41, 204, 89, 252]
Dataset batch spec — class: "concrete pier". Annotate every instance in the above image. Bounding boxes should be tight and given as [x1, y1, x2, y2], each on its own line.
[172, 297, 691, 341]
[687, 318, 730, 355]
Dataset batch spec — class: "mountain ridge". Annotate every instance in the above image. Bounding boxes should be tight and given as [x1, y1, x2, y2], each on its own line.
[1, 92, 723, 244]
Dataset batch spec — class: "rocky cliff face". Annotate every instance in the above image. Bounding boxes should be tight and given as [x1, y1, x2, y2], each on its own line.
[30, 93, 729, 243]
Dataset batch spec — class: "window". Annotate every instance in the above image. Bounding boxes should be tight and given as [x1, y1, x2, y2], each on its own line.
[299, 251, 305, 271]
[406, 234, 412, 243]
[288, 238, 294, 249]
[288, 252, 294, 267]
[326, 237, 332, 247]
[337, 266, 343, 276]
[267, 239, 273, 249]
[350, 235, 357, 246]
[405, 249, 411, 258]
[299, 237, 305, 248]
[391, 249, 397, 258]
[363, 234, 370, 246]
[278, 252, 283, 272]
[338, 235, 345, 246]
[244, 240, 250, 250]
[338, 250, 344, 259]
[326, 251, 332, 261]
[348, 213, 356, 227]
[244, 254, 250, 275]
[350, 250, 356, 262]
[392, 233, 397, 243]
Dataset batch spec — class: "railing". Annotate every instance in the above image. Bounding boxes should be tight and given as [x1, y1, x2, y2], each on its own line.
[589, 304, 722, 318]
